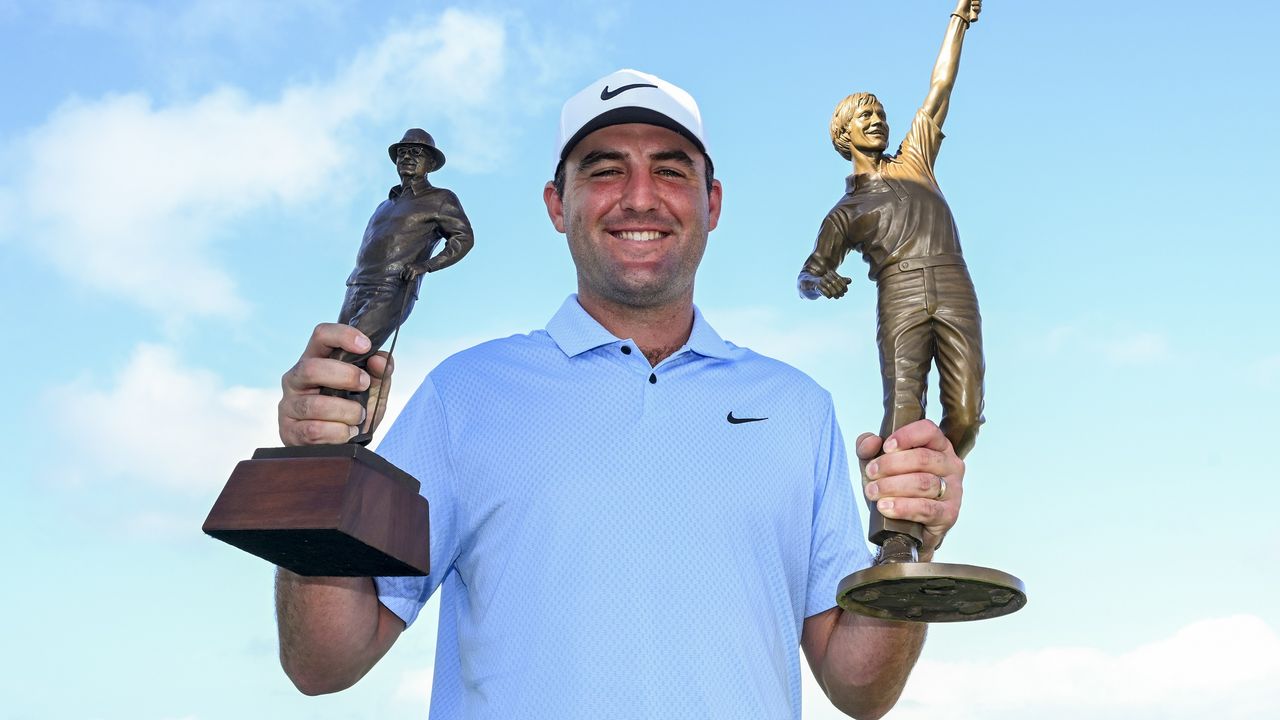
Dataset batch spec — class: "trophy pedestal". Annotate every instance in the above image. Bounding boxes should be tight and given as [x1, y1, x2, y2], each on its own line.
[203, 445, 429, 577]
[837, 560, 1025, 622]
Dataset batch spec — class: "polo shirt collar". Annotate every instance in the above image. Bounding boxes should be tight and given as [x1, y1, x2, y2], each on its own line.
[546, 295, 732, 360]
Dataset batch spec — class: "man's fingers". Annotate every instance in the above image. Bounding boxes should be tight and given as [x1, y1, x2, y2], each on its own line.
[866, 471, 959, 504]
[883, 419, 953, 454]
[873, 495, 956, 534]
[283, 356, 371, 394]
[283, 392, 365, 426]
[865, 446, 956, 480]
[854, 432, 882, 462]
[302, 323, 371, 363]
[365, 351, 393, 382]
[282, 418, 358, 446]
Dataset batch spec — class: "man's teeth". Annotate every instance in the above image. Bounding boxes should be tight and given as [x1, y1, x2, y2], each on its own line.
[615, 230, 665, 241]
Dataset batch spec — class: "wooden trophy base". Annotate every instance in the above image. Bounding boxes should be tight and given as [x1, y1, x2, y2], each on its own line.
[203, 445, 429, 577]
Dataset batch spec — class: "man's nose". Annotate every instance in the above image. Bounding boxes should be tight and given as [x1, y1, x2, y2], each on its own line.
[620, 171, 659, 212]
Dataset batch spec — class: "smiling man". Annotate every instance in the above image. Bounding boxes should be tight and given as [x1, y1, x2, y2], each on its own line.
[275, 69, 967, 719]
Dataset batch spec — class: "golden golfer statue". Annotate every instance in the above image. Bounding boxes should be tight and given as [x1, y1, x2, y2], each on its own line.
[798, 0, 1025, 622]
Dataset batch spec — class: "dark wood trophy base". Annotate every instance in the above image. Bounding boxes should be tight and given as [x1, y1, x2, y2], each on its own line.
[203, 444, 429, 577]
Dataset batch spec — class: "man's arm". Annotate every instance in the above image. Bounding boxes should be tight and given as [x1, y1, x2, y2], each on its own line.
[798, 213, 854, 300]
[404, 191, 475, 280]
[801, 422, 964, 719]
[274, 323, 403, 693]
[921, 0, 982, 129]
[276, 571, 404, 695]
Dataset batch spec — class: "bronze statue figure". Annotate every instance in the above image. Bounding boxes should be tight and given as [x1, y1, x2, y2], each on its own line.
[800, 2, 983, 460]
[325, 128, 474, 444]
[799, 0, 1025, 622]
[204, 129, 474, 577]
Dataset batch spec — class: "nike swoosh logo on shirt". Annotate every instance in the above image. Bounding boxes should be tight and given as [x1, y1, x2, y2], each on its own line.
[726, 412, 768, 425]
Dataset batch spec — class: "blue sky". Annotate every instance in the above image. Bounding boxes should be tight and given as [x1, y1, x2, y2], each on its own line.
[3, 1, 1278, 718]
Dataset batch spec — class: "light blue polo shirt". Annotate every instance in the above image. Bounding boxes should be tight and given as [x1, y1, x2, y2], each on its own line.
[376, 295, 870, 719]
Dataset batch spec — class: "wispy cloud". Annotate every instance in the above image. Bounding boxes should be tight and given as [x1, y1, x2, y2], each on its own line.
[47, 343, 278, 494]
[0, 8, 563, 321]
[802, 614, 1280, 719]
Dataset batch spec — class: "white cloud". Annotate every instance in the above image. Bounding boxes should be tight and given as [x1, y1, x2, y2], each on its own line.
[802, 614, 1280, 719]
[44, 330, 494, 496]
[48, 343, 278, 494]
[1, 8, 557, 321]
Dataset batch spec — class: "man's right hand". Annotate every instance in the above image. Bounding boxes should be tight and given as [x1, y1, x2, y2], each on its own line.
[954, 0, 981, 23]
[278, 324, 394, 445]
[798, 270, 852, 300]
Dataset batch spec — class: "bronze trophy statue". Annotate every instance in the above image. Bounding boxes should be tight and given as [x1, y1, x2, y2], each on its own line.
[798, 1, 1025, 621]
[203, 129, 473, 577]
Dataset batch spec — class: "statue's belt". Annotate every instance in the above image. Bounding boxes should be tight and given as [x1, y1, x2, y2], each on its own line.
[877, 253, 966, 280]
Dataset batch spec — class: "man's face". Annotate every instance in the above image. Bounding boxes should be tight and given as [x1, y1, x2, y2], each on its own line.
[847, 102, 889, 154]
[544, 123, 722, 311]
[396, 145, 430, 180]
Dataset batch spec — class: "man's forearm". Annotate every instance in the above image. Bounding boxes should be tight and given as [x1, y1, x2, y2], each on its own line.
[275, 570, 401, 695]
[922, 7, 972, 125]
[817, 610, 927, 720]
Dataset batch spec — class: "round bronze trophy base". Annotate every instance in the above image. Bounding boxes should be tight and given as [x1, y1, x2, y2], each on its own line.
[837, 561, 1026, 622]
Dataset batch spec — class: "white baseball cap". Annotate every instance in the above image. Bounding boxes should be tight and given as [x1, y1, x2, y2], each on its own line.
[555, 69, 710, 164]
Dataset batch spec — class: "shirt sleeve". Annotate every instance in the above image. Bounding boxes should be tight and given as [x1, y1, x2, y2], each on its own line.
[805, 395, 873, 618]
[801, 207, 855, 278]
[895, 108, 944, 184]
[373, 374, 462, 628]
[424, 190, 475, 273]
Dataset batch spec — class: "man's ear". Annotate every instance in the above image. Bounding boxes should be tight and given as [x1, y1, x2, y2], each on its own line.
[707, 178, 723, 232]
[543, 182, 567, 233]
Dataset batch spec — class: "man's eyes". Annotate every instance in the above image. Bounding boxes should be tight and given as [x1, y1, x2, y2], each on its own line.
[586, 166, 688, 179]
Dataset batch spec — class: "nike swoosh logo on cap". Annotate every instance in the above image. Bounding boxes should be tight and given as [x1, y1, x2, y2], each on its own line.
[600, 83, 658, 101]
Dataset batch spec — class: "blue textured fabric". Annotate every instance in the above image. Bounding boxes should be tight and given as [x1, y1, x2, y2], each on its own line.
[375, 295, 871, 719]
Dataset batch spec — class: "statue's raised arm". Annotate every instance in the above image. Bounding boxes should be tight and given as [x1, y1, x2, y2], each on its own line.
[795, 1, 1025, 624]
[922, 0, 981, 129]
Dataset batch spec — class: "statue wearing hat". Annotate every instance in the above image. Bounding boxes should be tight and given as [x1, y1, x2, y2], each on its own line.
[324, 128, 474, 443]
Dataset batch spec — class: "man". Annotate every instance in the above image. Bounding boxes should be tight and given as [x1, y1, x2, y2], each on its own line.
[276, 69, 965, 719]
[798, 0, 984, 459]
[323, 128, 473, 443]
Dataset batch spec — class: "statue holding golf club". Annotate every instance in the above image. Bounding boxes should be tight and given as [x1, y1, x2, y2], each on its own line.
[204, 129, 472, 577]
[325, 128, 474, 444]
[797, 0, 1025, 621]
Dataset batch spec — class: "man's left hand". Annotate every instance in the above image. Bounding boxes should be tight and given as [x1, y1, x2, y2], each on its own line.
[399, 264, 427, 282]
[855, 419, 963, 561]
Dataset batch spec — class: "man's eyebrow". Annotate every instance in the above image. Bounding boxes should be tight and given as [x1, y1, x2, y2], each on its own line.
[577, 149, 626, 170]
[651, 149, 694, 166]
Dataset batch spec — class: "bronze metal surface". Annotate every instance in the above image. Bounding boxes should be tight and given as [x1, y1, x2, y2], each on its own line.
[837, 562, 1025, 623]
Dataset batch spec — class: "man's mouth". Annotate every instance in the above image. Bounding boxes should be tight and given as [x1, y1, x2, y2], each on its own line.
[611, 230, 669, 242]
